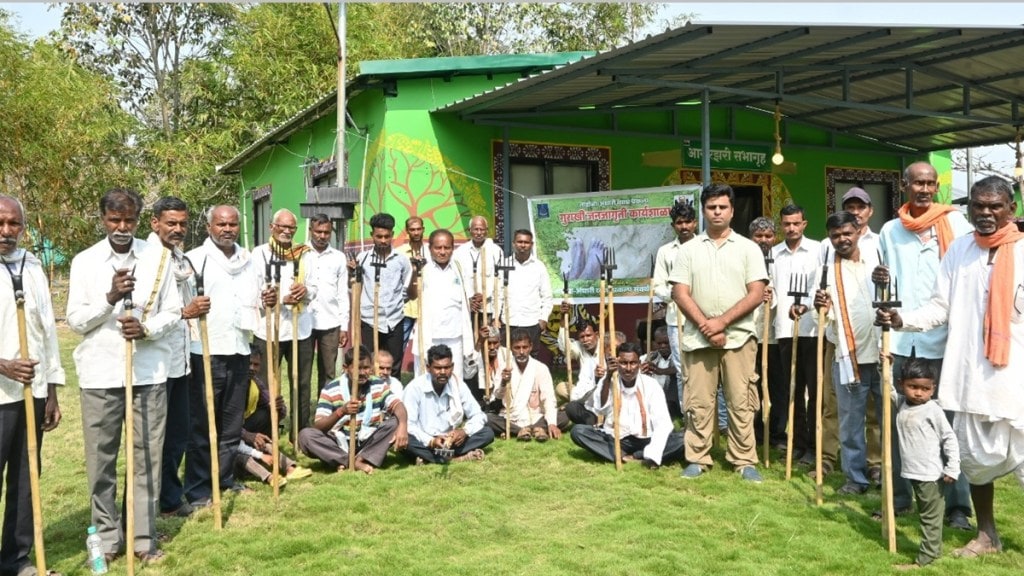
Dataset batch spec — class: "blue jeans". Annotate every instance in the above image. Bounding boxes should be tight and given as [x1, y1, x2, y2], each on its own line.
[401, 316, 416, 353]
[833, 362, 881, 487]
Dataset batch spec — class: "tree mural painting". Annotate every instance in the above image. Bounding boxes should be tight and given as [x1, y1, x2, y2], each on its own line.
[360, 131, 486, 243]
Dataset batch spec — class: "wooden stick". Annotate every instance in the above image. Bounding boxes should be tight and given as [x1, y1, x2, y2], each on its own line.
[197, 302, 222, 529]
[348, 263, 364, 472]
[785, 320, 799, 480]
[760, 299, 772, 468]
[815, 307, 826, 506]
[503, 280, 513, 441]
[676, 303, 685, 417]
[265, 287, 280, 500]
[290, 311, 299, 455]
[645, 255, 655, 354]
[123, 300, 136, 576]
[415, 269, 425, 374]
[608, 283, 623, 471]
[880, 329, 897, 552]
[563, 296, 573, 399]
[13, 282, 47, 575]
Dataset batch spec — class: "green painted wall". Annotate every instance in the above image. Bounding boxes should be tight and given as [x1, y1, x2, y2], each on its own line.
[236, 70, 955, 249]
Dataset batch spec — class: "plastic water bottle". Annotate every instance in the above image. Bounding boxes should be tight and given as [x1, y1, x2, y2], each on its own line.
[86, 525, 108, 574]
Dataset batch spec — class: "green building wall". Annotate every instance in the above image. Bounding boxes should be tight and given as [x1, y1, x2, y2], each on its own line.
[235, 68, 954, 249]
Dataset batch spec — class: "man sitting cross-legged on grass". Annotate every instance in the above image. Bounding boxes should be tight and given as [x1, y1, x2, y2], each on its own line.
[234, 349, 312, 487]
[403, 344, 495, 464]
[297, 346, 408, 475]
[570, 342, 684, 468]
[487, 328, 568, 441]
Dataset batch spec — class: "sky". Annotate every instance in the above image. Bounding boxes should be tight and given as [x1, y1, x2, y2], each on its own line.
[3, 1, 1020, 190]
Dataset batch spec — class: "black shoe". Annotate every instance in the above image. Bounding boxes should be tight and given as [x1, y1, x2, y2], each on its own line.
[837, 481, 869, 495]
[947, 509, 974, 531]
[160, 501, 194, 518]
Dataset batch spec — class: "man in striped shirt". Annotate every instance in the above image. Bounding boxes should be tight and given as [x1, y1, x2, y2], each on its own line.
[297, 346, 408, 474]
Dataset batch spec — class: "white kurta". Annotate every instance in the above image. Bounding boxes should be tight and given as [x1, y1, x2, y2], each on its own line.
[493, 356, 557, 427]
[588, 373, 674, 465]
[900, 236, 1024, 423]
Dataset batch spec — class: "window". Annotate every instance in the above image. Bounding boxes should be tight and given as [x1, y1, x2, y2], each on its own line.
[509, 161, 595, 235]
[251, 184, 272, 246]
[492, 142, 611, 242]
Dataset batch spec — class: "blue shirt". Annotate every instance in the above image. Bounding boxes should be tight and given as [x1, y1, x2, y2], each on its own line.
[356, 248, 412, 333]
[878, 210, 972, 358]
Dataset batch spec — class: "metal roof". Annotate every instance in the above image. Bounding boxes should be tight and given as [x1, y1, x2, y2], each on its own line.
[439, 22, 1024, 153]
[217, 52, 594, 174]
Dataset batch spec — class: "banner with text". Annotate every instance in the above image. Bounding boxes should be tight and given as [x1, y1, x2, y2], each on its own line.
[529, 185, 701, 304]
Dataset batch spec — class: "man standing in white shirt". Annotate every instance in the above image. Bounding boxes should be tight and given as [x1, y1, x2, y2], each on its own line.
[652, 201, 697, 410]
[253, 209, 318, 430]
[771, 204, 821, 464]
[570, 342, 683, 468]
[0, 195, 64, 576]
[183, 205, 258, 507]
[453, 215, 504, 332]
[307, 214, 349, 393]
[411, 229, 473, 380]
[813, 211, 882, 495]
[147, 197, 207, 519]
[67, 188, 181, 564]
[502, 229, 553, 355]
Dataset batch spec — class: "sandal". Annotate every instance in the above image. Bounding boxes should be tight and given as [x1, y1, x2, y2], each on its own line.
[517, 427, 533, 442]
[532, 426, 549, 442]
[953, 538, 1002, 558]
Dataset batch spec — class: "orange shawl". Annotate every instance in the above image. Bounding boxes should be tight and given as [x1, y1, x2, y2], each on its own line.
[975, 223, 1024, 368]
[898, 202, 957, 257]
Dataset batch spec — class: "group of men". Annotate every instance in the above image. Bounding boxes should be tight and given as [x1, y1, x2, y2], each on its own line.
[1, 159, 1022, 572]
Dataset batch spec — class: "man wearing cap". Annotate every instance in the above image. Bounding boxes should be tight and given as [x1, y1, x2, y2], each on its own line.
[874, 161, 974, 529]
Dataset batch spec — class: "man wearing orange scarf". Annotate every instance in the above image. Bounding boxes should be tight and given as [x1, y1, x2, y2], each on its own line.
[881, 176, 1024, 560]
[875, 162, 974, 530]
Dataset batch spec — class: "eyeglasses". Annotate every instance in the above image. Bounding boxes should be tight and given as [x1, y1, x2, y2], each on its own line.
[272, 223, 296, 232]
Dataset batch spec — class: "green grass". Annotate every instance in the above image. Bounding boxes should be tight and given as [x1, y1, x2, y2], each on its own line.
[11, 327, 1024, 575]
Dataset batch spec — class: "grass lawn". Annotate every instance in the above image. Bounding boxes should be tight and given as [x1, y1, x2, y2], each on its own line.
[10, 327, 1024, 575]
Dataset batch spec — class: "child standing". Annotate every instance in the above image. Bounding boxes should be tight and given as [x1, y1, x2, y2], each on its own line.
[894, 358, 960, 568]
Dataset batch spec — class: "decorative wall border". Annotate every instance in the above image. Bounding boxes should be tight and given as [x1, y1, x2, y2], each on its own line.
[491, 141, 611, 242]
[825, 166, 901, 217]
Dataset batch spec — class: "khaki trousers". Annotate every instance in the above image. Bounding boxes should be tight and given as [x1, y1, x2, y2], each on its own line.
[683, 338, 759, 469]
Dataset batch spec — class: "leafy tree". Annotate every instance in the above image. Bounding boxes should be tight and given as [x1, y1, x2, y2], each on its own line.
[0, 14, 141, 262]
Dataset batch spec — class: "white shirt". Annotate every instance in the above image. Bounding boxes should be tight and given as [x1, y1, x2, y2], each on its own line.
[185, 238, 258, 356]
[771, 237, 821, 339]
[148, 232, 191, 378]
[653, 238, 686, 326]
[588, 373, 674, 465]
[453, 239, 504, 318]
[252, 244, 318, 341]
[493, 356, 557, 427]
[67, 238, 182, 388]
[823, 253, 880, 365]
[900, 237, 1024, 423]
[642, 350, 672, 390]
[556, 334, 600, 402]
[307, 244, 349, 331]
[0, 250, 65, 402]
[503, 254, 553, 327]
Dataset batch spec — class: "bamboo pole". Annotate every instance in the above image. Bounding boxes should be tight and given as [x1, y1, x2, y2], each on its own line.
[349, 260, 364, 472]
[760, 299, 772, 468]
[785, 320, 799, 480]
[264, 266, 281, 500]
[608, 281, 622, 471]
[11, 265, 47, 575]
[814, 307, 826, 505]
[123, 296, 136, 576]
[196, 279, 223, 529]
[880, 329, 897, 552]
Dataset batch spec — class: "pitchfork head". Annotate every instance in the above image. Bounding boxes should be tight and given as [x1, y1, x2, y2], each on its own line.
[601, 246, 617, 282]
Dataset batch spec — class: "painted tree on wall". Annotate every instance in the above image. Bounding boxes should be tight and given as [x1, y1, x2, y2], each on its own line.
[360, 132, 484, 243]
